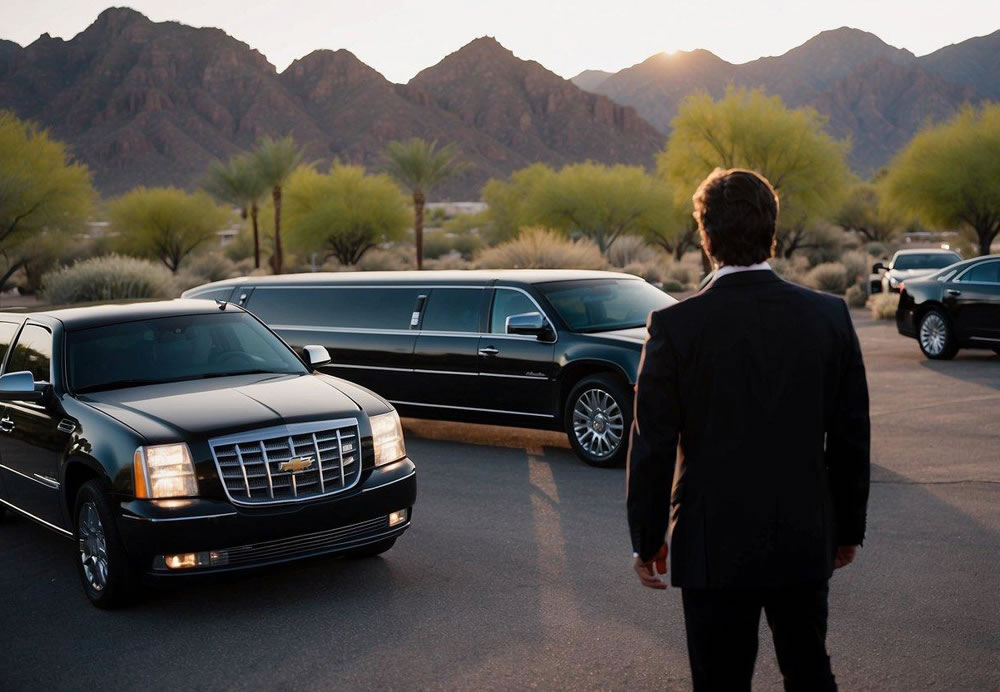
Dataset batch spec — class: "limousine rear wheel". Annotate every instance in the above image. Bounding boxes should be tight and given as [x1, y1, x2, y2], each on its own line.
[565, 374, 632, 468]
[74, 480, 138, 609]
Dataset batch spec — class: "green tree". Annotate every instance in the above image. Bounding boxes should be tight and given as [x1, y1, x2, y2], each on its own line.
[285, 165, 410, 265]
[381, 138, 465, 269]
[529, 162, 685, 253]
[202, 154, 268, 269]
[835, 180, 906, 243]
[0, 111, 94, 291]
[480, 163, 556, 243]
[660, 87, 852, 258]
[251, 136, 305, 273]
[885, 103, 1000, 256]
[110, 187, 229, 273]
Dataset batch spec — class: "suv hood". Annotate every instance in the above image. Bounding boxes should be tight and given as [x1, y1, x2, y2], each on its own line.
[81, 373, 361, 442]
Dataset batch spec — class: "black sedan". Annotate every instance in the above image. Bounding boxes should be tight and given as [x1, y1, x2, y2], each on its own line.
[0, 300, 416, 607]
[896, 255, 1000, 359]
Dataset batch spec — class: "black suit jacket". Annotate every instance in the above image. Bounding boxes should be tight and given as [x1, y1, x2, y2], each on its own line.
[627, 270, 870, 588]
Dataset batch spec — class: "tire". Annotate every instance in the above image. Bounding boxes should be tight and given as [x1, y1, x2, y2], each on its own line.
[344, 537, 396, 558]
[564, 374, 632, 468]
[73, 479, 140, 609]
[918, 310, 958, 360]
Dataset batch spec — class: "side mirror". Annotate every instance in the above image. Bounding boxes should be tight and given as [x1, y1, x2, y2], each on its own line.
[302, 345, 332, 369]
[506, 312, 551, 339]
[872, 262, 886, 273]
[0, 371, 44, 402]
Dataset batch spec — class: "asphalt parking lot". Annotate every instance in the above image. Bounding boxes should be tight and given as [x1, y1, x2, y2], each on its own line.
[0, 310, 997, 691]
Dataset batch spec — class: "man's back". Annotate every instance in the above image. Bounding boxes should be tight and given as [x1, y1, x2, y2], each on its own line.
[636, 270, 870, 587]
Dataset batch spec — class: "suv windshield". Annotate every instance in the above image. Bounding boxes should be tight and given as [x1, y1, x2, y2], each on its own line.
[67, 312, 307, 394]
[538, 279, 677, 333]
[892, 253, 960, 270]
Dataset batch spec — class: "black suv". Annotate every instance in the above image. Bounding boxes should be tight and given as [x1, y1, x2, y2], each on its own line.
[0, 300, 416, 608]
[185, 270, 677, 467]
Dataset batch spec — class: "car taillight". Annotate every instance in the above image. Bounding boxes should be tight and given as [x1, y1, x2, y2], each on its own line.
[898, 282, 905, 293]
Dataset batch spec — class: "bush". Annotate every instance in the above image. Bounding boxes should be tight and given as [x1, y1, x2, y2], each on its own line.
[623, 260, 665, 284]
[607, 235, 656, 267]
[845, 284, 868, 308]
[355, 247, 414, 271]
[424, 252, 472, 270]
[840, 250, 872, 288]
[174, 252, 240, 291]
[769, 256, 809, 284]
[805, 262, 849, 294]
[662, 279, 685, 292]
[867, 292, 899, 320]
[42, 254, 177, 304]
[475, 227, 607, 270]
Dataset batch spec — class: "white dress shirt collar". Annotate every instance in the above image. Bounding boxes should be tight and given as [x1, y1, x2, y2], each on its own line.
[713, 261, 772, 280]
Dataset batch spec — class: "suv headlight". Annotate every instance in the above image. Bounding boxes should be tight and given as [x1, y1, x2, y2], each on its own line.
[133, 443, 198, 499]
[370, 411, 406, 467]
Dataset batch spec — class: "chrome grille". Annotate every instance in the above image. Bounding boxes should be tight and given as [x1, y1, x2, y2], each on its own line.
[209, 419, 361, 505]
[222, 516, 391, 566]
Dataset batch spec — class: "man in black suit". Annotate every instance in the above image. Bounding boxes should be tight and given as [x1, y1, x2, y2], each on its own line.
[627, 168, 870, 691]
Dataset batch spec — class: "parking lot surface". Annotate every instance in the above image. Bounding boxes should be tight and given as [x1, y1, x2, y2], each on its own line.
[0, 310, 997, 690]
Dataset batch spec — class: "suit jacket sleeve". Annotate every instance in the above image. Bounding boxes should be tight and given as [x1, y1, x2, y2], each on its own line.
[826, 301, 871, 546]
[627, 309, 681, 562]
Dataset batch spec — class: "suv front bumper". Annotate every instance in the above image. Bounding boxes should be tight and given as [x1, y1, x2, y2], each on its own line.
[116, 458, 416, 574]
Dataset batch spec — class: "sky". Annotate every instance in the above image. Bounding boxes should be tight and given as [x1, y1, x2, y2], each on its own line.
[4, 0, 1000, 83]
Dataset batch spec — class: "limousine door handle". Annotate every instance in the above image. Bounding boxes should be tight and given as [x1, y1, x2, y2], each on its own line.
[478, 346, 499, 357]
[946, 289, 962, 297]
[0, 417, 14, 433]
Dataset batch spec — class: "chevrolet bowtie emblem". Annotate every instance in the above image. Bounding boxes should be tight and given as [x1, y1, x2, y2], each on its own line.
[279, 456, 314, 473]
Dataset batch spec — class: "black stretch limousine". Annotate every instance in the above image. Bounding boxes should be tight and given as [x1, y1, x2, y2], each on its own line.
[185, 270, 678, 467]
[0, 300, 415, 608]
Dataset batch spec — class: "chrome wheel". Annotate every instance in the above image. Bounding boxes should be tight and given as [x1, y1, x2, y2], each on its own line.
[919, 313, 948, 356]
[78, 502, 109, 593]
[572, 388, 625, 459]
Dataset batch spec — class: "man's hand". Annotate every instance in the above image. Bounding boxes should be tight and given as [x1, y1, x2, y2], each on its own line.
[633, 544, 668, 590]
[834, 545, 858, 569]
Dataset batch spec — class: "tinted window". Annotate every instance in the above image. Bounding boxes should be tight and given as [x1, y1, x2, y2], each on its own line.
[0, 321, 20, 366]
[491, 289, 539, 333]
[188, 286, 235, 302]
[6, 324, 52, 382]
[893, 253, 960, 270]
[66, 312, 306, 393]
[538, 279, 676, 332]
[247, 287, 421, 330]
[421, 289, 483, 333]
[959, 261, 1000, 284]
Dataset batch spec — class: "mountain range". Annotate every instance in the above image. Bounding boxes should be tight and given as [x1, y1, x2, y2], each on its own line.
[573, 27, 999, 175]
[1, 9, 997, 198]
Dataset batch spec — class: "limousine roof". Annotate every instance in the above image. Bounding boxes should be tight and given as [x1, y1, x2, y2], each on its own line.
[0, 299, 237, 330]
[191, 269, 640, 291]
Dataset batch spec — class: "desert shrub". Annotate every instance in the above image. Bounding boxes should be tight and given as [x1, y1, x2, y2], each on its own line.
[662, 280, 685, 293]
[422, 230, 451, 260]
[355, 247, 414, 271]
[174, 252, 241, 291]
[623, 260, 665, 284]
[806, 262, 849, 294]
[42, 254, 176, 304]
[865, 241, 889, 260]
[665, 262, 694, 287]
[803, 223, 846, 267]
[840, 250, 872, 288]
[769, 256, 809, 284]
[423, 229, 484, 260]
[475, 227, 607, 270]
[424, 253, 472, 270]
[845, 284, 868, 308]
[607, 235, 656, 267]
[867, 292, 899, 320]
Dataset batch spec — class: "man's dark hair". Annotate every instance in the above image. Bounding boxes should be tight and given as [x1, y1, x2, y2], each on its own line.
[692, 168, 779, 267]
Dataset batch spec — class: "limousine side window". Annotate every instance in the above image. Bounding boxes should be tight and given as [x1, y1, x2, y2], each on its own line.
[6, 324, 52, 383]
[490, 290, 537, 333]
[958, 261, 1000, 284]
[420, 289, 483, 333]
[0, 321, 20, 367]
[246, 287, 421, 330]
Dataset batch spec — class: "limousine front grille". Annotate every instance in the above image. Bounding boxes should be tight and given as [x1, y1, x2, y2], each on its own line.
[209, 419, 361, 505]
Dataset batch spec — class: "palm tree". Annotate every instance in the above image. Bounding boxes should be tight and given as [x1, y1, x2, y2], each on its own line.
[381, 138, 464, 269]
[251, 136, 305, 273]
[202, 154, 267, 268]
